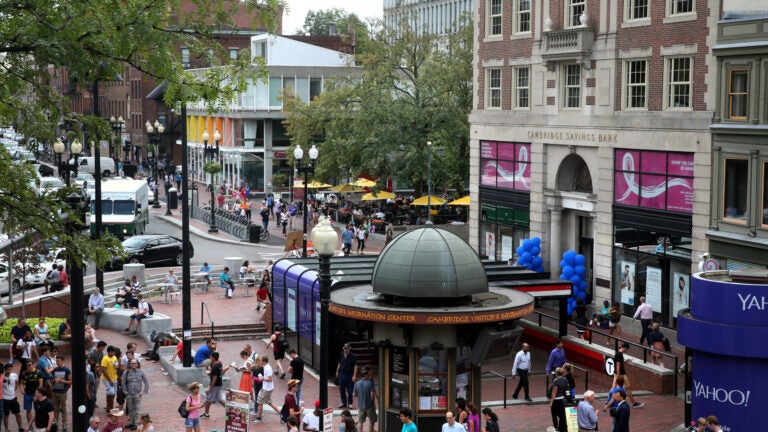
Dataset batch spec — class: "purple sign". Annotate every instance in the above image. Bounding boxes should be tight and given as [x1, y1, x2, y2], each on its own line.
[480, 143, 531, 191]
[481, 160, 496, 186]
[614, 150, 693, 213]
[496, 161, 515, 188]
[497, 143, 516, 160]
[480, 141, 496, 159]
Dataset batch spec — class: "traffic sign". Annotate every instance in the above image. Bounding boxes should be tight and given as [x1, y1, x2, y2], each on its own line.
[604, 356, 615, 376]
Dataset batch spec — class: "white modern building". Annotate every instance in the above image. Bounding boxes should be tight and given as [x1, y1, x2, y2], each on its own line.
[383, 0, 474, 34]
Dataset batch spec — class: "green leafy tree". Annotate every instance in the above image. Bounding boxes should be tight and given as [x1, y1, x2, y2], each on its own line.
[298, 8, 373, 54]
[283, 16, 472, 195]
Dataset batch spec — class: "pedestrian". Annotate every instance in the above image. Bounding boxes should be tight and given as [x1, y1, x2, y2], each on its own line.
[612, 342, 644, 408]
[549, 367, 569, 432]
[100, 345, 120, 411]
[2, 363, 22, 431]
[267, 193, 274, 218]
[466, 402, 480, 432]
[33, 318, 54, 348]
[9, 318, 31, 366]
[355, 223, 366, 254]
[280, 206, 289, 235]
[18, 329, 38, 374]
[706, 416, 722, 432]
[219, 267, 235, 298]
[612, 390, 630, 432]
[266, 325, 287, 379]
[87, 415, 101, 432]
[254, 356, 280, 423]
[632, 296, 653, 346]
[202, 351, 230, 418]
[576, 390, 598, 432]
[606, 302, 622, 344]
[288, 202, 298, 229]
[124, 294, 149, 336]
[336, 343, 358, 408]
[200, 262, 213, 289]
[184, 382, 204, 432]
[341, 224, 354, 256]
[563, 363, 576, 404]
[545, 338, 568, 376]
[442, 411, 464, 432]
[287, 348, 305, 402]
[31, 387, 54, 432]
[22, 359, 42, 426]
[511, 343, 532, 401]
[193, 339, 217, 367]
[260, 203, 270, 231]
[50, 356, 71, 430]
[480, 407, 499, 432]
[85, 363, 99, 421]
[102, 408, 125, 432]
[121, 356, 149, 428]
[646, 323, 667, 367]
[137, 413, 155, 432]
[43, 263, 59, 293]
[353, 367, 378, 432]
[85, 288, 105, 329]
[57, 264, 68, 291]
[399, 409, 416, 432]
[339, 410, 355, 432]
[287, 415, 300, 432]
[251, 357, 264, 417]
[36, 346, 55, 396]
[275, 199, 282, 218]
[281, 379, 302, 423]
[454, 398, 468, 425]
[237, 350, 254, 395]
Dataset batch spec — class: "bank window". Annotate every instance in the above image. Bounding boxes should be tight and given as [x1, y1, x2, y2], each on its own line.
[728, 69, 748, 120]
[417, 347, 448, 411]
[515, 0, 531, 33]
[665, 57, 692, 109]
[668, 0, 694, 15]
[567, 0, 586, 28]
[723, 158, 748, 223]
[514, 67, 530, 109]
[563, 64, 581, 108]
[627, 0, 649, 20]
[762, 163, 768, 227]
[486, 68, 502, 109]
[486, 0, 502, 36]
[625, 60, 648, 109]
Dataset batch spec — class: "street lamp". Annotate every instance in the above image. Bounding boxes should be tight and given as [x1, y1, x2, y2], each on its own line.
[69, 139, 83, 187]
[294, 144, 319, 257]
[66, 192, 87, 432]
[53, 138, 66, 183]
[426, 141, 433, 224]
[203, 129, 221, 233]
[110, 116, 125, 160]
[146, 120, 165, 208]
[311, 216, 338, 417]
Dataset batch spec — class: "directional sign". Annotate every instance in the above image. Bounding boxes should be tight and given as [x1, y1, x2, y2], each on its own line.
[604, 356, 615, 376]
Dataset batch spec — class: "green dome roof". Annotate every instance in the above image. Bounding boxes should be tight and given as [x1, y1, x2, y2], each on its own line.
[372, 227, 488, 298]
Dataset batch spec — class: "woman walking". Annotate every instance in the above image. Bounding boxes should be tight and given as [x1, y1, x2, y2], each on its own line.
[184, 382, 204, 432]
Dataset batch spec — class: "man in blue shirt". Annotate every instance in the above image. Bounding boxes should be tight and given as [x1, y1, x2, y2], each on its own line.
[200, 262, 212, 289]
[545, 338, 568, 376]
[341, 225, 354, 256]
[399, 409, 417, 432]
[577, 390, 598, 431]
[288, 202, 298, 229]
[193, 339, 217, 367]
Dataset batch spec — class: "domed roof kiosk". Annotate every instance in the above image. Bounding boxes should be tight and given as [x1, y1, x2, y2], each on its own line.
[269, 225, 572, 432]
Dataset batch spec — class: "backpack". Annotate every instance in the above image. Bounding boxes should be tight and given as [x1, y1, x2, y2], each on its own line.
[277, 332, 289, 351]
[147, 302, 154, 316]
[178, 396, 189, 418]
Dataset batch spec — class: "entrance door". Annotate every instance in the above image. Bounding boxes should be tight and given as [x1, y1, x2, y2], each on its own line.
[578, 216, 594, 302]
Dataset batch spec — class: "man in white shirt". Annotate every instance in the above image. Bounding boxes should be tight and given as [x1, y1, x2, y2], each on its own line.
[254, 356, 280, 423]
[85, 288, 105, 329]
[441, 411, 464, 432]
[632, 296, 653, 346]
[124, 294, 149, 336]
[512, 343, 532, 401]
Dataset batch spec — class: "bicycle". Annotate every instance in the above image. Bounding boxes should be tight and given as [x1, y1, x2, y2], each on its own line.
[260, 227, 269, 242]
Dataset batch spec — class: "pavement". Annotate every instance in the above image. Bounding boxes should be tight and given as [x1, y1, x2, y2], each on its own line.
[18, 195, 686, 431]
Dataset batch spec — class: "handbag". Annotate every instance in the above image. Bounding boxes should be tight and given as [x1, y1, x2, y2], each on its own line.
[609, 407, 618, 417]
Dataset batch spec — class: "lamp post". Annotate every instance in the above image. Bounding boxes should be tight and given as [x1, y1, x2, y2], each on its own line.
[311, 216, 338, 418]
[203, 129, 221, 233]
[426, 141, 433, 224]
[69, 139, 83, 187]
[146, 120, 165, 208]
[110, 116, 125, 160]
[294, 144, 318, 257]
[66, 192, 87, 432]
[53, 138, 65, 182]
[53, 139, 82, 186]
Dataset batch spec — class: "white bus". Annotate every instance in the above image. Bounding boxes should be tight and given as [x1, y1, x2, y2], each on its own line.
[90, 179, 149, 238]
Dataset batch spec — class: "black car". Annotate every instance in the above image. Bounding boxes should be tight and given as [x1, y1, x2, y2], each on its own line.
[115, 235, 194, 267]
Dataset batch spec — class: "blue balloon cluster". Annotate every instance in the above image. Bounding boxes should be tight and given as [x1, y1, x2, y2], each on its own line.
[559, 250, 588, 315]
[516, 237, 545, 273]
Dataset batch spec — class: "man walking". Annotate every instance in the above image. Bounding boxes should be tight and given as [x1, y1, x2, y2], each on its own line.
[31, 387, 54, 432]
[202, 352, 230, 418]
[353, 367, 378, 432]
[336, 343, 358, 408]
[576, 390, 599, 432]
[632, 296, 653, 346]
[287, 348, 305, 402]
[441, 411, 464, 432]
[545, 338, 568, 376]
[399, 409, 416, 432]
[50, 356, 71, 431]
[85, 288, 104, 329]
[341, 225, 354, 256]
[613, 342, 644, 408]
[512, 343, 532, 401]
[121, 357, 149, 428]
[613, 390, 630, 432]
[2, 363, 24, 432]
[254, 356, 280, 423]
[266, 325, 287, 378]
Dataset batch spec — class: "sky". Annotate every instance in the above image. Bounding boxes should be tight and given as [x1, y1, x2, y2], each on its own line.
[282, 0, 384, 36]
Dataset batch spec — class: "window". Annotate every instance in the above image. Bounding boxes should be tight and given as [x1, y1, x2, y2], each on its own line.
[567, 0, 586, 27]
[563, 64, 581, 108]
[486, 68, 502, 109]
[728, 69, 748, 120]
[666, 57, 692, 109]
[417, 348, 448, 411]
[625, 60, 647, 109]
[628, 0, 649, 20]
[514, 67, 530, 109]
[614, 150, 694, 213]
[486, 0, 502, 36]
[181, 48, 190, 66]
[723, 158, 748, 222]
[229, 49, 239, 61]
[515, 0, 531, 33]
[669, 0, 693, 15]
[309, 78, 322, 101]
[481, 141, 531, 191]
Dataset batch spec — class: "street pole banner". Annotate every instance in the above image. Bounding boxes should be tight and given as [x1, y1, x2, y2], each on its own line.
[323, 408, 334, 432]
[225, 389, 251, 432]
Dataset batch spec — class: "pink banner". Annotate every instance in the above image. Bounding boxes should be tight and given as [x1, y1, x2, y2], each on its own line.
[614, 150, 693, 213]
[639, 174, 667, 210]
[615, 172, 639, 206]
[615, 149, 640, 171]
[481, 160, 496, 186]
[497, 161, 516, 188]
[668, 153, 694, 176]
[667, 176, 694, 212]
[498, 143, 516, 160]
[481, 141, 496, 159]
[641, 152, 667, 174]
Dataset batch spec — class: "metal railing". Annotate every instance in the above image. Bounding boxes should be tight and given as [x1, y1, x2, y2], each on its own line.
[38, 295, 70, 318]
[482, 370, 510, 407]
[544, 363, 590, 398]
[200, 301, 214, 339]
[531, 310, 679, 395]
[193, 205, 250, 240]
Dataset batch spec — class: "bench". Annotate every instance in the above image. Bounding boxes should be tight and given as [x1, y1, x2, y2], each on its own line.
[97, 308, 173, 345]
[157, 346, 232, 388]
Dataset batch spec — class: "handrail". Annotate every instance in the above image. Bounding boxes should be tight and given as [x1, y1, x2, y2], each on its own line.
[200, 302, 215, 339]
[532, 309, 679, 395]
[38, 295, 71, 318]
[481, 370, 510, 408]
[544, 363, 590, 398]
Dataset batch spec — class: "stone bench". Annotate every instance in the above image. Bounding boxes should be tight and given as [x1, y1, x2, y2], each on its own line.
[0, 340, 72, 357]
[97, 308, 173, 345]
[156, 345, 232, 388]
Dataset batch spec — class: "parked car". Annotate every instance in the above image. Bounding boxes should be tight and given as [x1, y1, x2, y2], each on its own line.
[23, 249, 69, 287]
[111, 234, 194, 268]
[0, 263, 24, 295]
[33, 163, 55, 177]
[32, 176, 64, 196]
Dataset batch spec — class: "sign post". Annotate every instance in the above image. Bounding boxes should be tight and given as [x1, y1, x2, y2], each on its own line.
[323, 408, 333, 432]
[225, 389, 251, 432]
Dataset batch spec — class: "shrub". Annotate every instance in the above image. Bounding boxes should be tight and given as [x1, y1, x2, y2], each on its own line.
[0, 318, 66, 343]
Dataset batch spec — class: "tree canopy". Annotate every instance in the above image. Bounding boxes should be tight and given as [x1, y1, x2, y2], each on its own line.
[298, 8, 373, 54]
[283, 16, 472, 195]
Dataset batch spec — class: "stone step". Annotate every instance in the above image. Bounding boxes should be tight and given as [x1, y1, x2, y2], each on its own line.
[172, 324, 269, 342]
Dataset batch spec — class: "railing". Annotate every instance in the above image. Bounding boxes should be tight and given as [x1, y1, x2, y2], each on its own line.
[544, 363, 591, 398]
[192, 205, 250, 240]
[200, 301, 215, 339]
[481, 370, 510, 408]
[532, 310, 679, 395]
[38, 295, 70, 318]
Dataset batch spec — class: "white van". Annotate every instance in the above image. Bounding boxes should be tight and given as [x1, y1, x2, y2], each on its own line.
[75, 157, 115, 177]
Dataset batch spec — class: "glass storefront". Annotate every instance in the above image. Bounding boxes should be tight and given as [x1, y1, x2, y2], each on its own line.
[480, 203, 529, 260]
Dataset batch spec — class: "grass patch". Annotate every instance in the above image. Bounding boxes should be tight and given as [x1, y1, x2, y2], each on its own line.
[0, 318, 66, 343]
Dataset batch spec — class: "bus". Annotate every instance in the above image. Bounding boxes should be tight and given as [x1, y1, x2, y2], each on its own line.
[90, 178, 149, 238]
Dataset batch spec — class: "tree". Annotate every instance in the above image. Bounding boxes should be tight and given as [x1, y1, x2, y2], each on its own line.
[283, 16, 472, 195]
[298, 8, 373, 53]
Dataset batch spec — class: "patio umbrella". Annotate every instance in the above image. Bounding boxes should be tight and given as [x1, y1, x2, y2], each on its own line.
[329, 183, 366, 193]
[410, 195, 446, 206]
[307, 181, 332, 188]
[448, 195, 470, 206]
[350, 178, 377, 187]
[361, 191, 396, 201]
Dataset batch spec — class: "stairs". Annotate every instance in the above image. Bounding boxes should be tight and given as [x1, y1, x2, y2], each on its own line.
[347, 340, 377, 369]
[172, 323, 269, 342]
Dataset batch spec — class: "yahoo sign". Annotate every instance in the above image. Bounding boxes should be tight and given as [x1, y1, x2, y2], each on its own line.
[678, 272, 768, 430]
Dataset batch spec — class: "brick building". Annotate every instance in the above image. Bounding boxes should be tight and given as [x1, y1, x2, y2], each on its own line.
[468, 0, 721, 327]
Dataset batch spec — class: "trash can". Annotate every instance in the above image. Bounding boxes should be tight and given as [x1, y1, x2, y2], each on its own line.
[169, 188, 178, 209]
[122, 163, 137, 178]
[249, 224, 261, 243]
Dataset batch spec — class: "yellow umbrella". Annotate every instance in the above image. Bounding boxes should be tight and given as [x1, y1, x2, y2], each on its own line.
[307, 181, 332, 188]
[361, 191, 396, 201]
[329, 183, 366, 193]
[350, 178, 377, 187]
[410, 195, 446, 206]
[448, 195, 470, 206]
